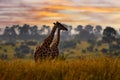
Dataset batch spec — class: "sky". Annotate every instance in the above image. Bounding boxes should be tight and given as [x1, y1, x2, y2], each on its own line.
[0, 0, 120, 28]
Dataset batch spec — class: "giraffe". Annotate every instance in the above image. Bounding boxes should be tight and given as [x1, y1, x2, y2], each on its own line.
[34, 21, 67, 62]
[50, 22, 68, 59]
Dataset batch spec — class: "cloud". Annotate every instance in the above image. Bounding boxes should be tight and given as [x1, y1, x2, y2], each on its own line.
[0, 0, 120, 28]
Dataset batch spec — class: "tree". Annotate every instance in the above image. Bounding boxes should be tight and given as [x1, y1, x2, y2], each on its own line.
[3, 26, 10, 36]
[43, 25, 51, 35]
[38, 25, 46, 35]
[102, 27, 117, 43]
[67, 25, 72, 36]
[95, 25, 102, 33]
[76, 29, 90, 41]
[61, 25, 73, 40]
[94, 25, 102, 38]
[18, 24, 30, 36]
[10, 25, 17, 36]
[85, 25, 93, 33]
[74, 25, 83, 33]
[29, 25, 39, 36]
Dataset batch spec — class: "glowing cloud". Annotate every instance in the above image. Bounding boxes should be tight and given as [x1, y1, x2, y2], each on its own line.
[0, 0, 120, 28]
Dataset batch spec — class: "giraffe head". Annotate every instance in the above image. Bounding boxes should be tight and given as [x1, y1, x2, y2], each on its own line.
[53, 21, 68, 31]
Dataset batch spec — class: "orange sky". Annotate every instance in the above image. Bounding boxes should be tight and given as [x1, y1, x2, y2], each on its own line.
[0, 0, 120, 28]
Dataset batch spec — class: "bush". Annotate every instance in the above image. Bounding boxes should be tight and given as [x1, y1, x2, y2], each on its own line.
[97, 41, 102, 46]
[101, 48, 108, 54]
[4, 42, 15, 46]
[19, 45, 30, 54]
[3, 49, 7, 53]
[86, 46, 94, 52]
[14, 45, 31, 58]
[0, 47, 2, 49]
[82, 49, 86, 53]
[25, 41, 38, 46]
[60, 40, 77, 50]
[0, 54, 8, 60]
[87, 39, 96, 46]
[109, 44, 120, 52]
[95, 48, 98, 52]
[14, 52, 25, 58]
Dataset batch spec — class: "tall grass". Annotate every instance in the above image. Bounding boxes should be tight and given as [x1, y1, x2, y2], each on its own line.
[0, 56, 120, 80]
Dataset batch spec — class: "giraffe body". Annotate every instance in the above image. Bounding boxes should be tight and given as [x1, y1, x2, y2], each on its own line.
[34, 25, 57, 62]
[34, 21, 68, 62]
[50, 25, 68, 59]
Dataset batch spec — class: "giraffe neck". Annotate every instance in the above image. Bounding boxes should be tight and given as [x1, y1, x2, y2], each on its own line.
[56, 29, 61, 46]
[42, 26, 57, 46]
[51, 29, 61, 48]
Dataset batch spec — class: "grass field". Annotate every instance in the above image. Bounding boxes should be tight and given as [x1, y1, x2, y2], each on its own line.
[0, 55, 120, 80]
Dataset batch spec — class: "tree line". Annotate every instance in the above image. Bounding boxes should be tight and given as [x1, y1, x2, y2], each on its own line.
[0, 24, 120, 59]
[0, 24, 103, 41]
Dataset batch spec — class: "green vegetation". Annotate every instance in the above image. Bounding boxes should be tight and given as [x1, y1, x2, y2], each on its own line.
[0, 40, 120, 60]
[0, 24, 120, 80]
[1, 24, 120, 59]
